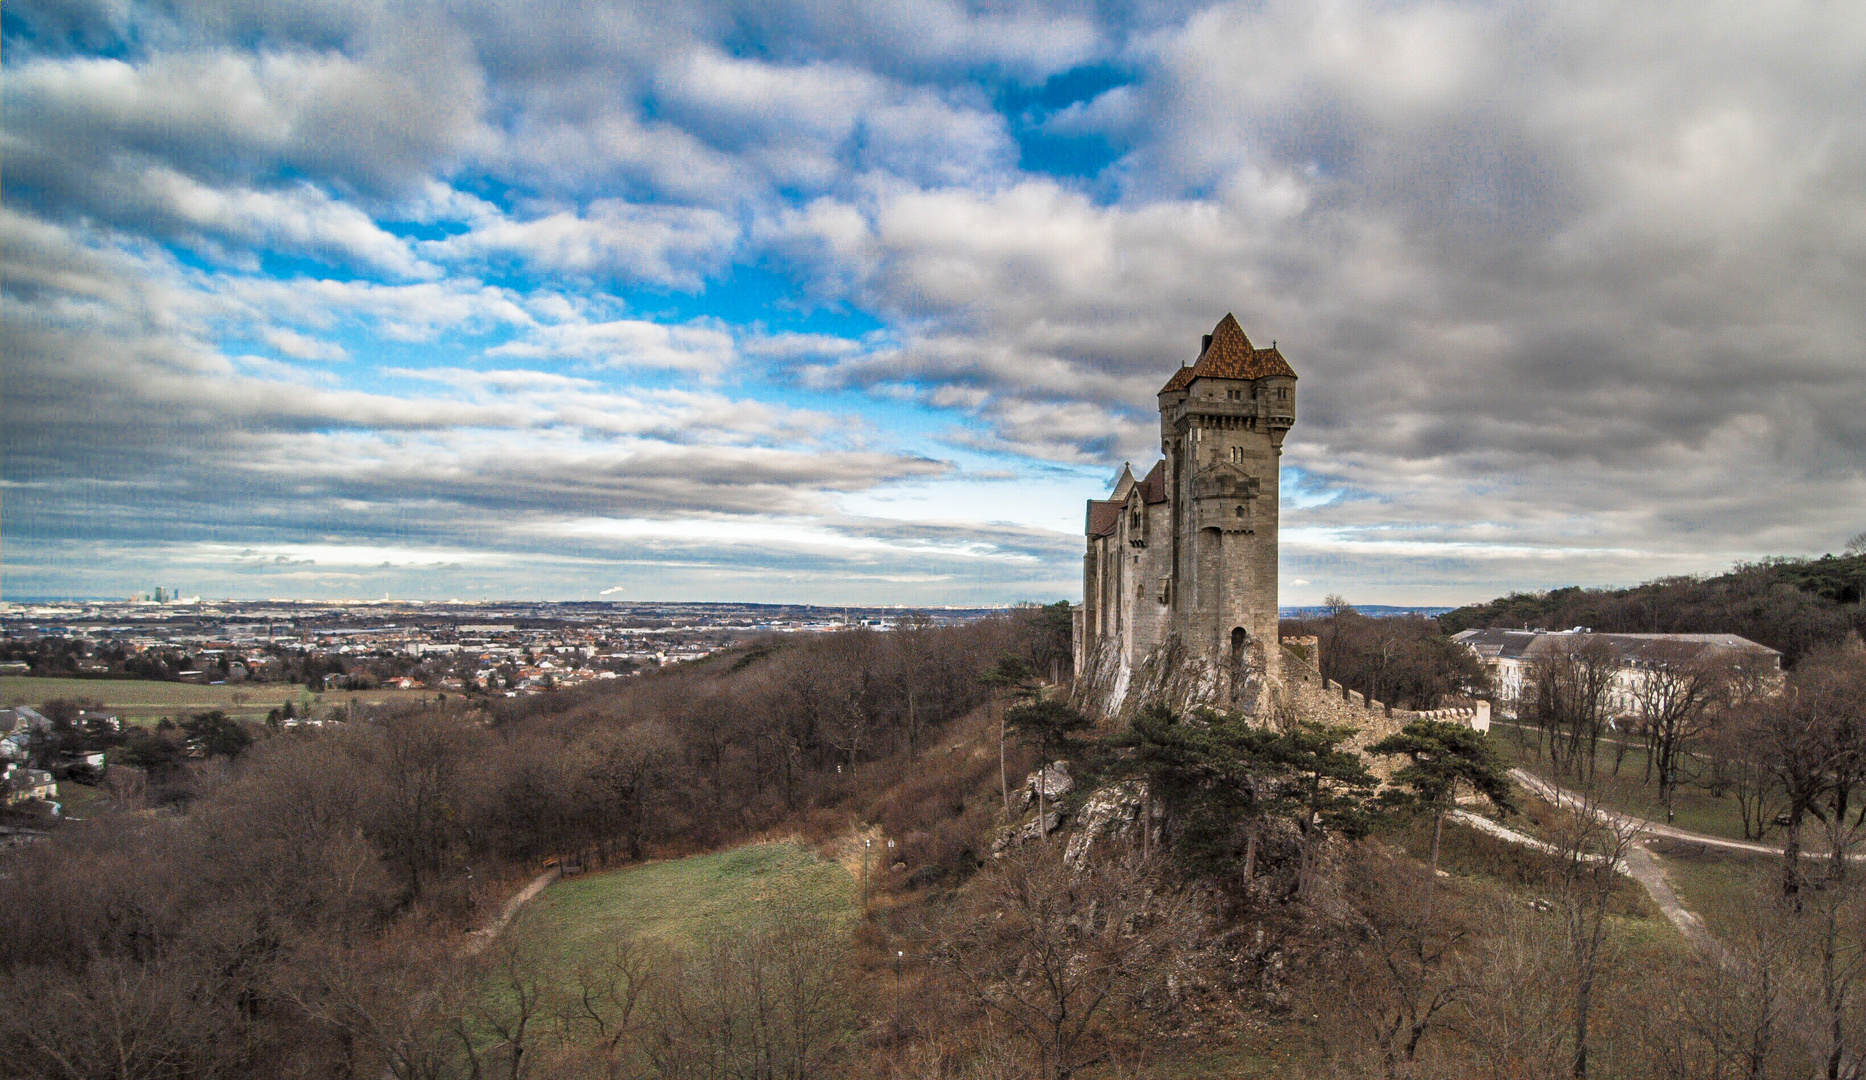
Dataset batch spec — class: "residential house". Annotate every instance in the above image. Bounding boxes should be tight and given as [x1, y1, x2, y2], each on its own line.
[3, 762, 57, 805]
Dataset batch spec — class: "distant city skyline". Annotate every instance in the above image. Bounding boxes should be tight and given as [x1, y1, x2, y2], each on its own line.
[5, 1, 1863, 607]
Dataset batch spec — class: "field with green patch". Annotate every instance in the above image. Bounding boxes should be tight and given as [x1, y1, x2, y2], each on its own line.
[52, 781, 115, 819]
[520, 841, 857, 966]
[1491, 720, 1763, 843]
[1646, 839, 1781, 942]
[1, 675, 435, 722]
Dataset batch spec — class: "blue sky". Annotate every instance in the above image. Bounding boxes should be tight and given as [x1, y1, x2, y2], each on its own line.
[4, 0, 1864, 605]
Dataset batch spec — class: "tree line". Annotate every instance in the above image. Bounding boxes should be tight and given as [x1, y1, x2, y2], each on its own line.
[1439, 551, 1866, 667]
[1281, 598, 1492, 710]
[0, 607, 1068, 1077]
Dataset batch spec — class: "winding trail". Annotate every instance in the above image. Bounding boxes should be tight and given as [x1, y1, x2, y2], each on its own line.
[1621, 845, 1723, 957]
[1477, 770, 1749, 955]
[1509, 768, 1865, 861]
[462, 867, 560, 956]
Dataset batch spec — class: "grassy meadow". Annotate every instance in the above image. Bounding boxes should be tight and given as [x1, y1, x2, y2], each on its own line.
[518, 841, 857, 968]
[1490, 719, 1764, 843]
[1, 675, 437, 723]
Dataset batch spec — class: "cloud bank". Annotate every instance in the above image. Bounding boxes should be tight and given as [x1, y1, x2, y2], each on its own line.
[4, 0, 1863, 604]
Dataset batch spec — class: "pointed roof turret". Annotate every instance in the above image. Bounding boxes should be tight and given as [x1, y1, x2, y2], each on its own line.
[1109, 462, 1138, 501]
[1159, 313, 1297, 393]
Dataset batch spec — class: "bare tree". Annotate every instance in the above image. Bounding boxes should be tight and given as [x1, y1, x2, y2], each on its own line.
[1756, 648, 1866, 899]
[458, 927, 550, 1080]
[642, 890, 852, 1080]
[1544, 791, 1639, 1079]
[1673, 874, 1799, 1080]
[1526, 639, 1623, 783]
[1704, 714, 1783, 842]
[548, 935, 663, 1078]
[1630, 645, 1735, 819]
[933, 849, 1189, 1080]
[1341, 846, 1471, 1079]
[1796, 876, 1866, 1080]
[1450, 902, 1573, 1080]
[283, 928, 470, 1080]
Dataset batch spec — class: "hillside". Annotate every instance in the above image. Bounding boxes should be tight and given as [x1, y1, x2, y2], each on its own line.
[4, 604, 1861, 1079]
[1437, 551, 1866, 665]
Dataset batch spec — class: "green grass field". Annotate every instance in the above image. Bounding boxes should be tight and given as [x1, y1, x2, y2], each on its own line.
[519, 841, 857, 967]
[1490, 721, 1764, 843]
[1, 675, 435, 722]
[52, 781, 115, 819]
[1647, 839, 1782, 943]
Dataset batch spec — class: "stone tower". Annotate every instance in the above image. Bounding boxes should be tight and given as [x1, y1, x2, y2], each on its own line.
[1074, 314, 1297, 719]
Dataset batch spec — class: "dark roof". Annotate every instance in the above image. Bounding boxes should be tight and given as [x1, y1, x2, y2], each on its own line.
[1160, 313, 1297, 394]
[1086, 500, 1121, 538]
[1137, 460, 1168, 504]
[1451, 629, 1780, 665]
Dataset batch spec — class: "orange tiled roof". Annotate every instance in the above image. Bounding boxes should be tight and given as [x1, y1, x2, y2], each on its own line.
[1159, 313, 1297, 394]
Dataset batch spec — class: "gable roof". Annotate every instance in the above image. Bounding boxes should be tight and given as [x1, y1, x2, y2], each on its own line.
[1451, 628, 1781, 665]
[1086, 500, 1122, 537]
[1137, 459, 1168, 504]
[1109, 462, 1137, 501]
[1159, 313, 1298, 394]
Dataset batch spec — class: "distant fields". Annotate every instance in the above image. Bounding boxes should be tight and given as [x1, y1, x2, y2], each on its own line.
[522, 841, 856, 967]
[0, 675, 436, 722]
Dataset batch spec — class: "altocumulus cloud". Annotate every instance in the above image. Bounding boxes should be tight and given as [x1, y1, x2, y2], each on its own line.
[2, 0, 1863, 605]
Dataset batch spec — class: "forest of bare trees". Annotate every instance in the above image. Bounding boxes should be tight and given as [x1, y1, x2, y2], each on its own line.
[2, 597, 1862, 1079]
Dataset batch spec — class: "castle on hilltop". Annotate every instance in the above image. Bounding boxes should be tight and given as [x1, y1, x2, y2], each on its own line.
[1073, 314, 1297, 719]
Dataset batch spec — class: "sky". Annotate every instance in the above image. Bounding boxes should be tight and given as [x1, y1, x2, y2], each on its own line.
[3, 0, 1864, 607]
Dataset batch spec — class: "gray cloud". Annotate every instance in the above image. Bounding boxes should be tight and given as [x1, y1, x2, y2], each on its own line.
[760, 0, 1866, 587]
[0, 208, 971, 599]
[7, 0, 1865, 603]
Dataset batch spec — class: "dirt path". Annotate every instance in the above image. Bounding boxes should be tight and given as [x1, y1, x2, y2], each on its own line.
[1622, 845, 1723, 957]
[462, 867, 560, 956]
[1470, 772, 1728, 955]
[1510, 768, 1865, 861]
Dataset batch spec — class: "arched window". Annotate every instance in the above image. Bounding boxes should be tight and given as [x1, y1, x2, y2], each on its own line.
[1231, 626, 1248, 657]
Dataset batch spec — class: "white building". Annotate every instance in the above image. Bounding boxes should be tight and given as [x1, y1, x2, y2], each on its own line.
[1451, 629, 1781, 718]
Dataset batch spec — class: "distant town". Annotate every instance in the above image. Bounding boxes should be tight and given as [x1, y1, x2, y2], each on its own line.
[0, 597, 1008, 697]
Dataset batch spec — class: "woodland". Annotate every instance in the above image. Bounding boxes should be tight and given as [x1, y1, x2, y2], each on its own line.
[2, 588, 1864, 1079]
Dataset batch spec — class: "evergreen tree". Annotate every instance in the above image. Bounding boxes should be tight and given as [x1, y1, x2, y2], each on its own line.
[1370, 719, 1515, 921]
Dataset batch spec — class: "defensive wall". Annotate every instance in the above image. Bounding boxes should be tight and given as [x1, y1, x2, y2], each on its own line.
[1276, 635, 1491, 759]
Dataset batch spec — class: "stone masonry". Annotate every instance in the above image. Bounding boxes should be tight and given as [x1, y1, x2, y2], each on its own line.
[1074, 314, 1297, 721]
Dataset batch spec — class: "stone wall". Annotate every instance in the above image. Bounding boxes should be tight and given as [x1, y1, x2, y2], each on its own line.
[1278, 635, 1492, 750]
[1075, 631, 1274, 723]
[1077, 630, 1490, 782]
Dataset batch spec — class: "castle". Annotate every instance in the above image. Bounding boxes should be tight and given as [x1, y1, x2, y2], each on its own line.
[1073, 314, 1297, 719]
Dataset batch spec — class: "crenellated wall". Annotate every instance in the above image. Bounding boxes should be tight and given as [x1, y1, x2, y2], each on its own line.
[1277, 635, 1492, 753]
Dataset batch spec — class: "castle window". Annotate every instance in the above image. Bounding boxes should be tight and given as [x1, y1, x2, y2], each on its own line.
[1230, 446, 1245, 463]
[1227, 388, 1242, 401]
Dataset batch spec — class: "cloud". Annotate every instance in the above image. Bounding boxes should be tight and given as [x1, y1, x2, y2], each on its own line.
[7, 0, 1866, 604]
[421, 199, 739, 287]
[487, 318, 737, 373]
[4, 39, 487, 197]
